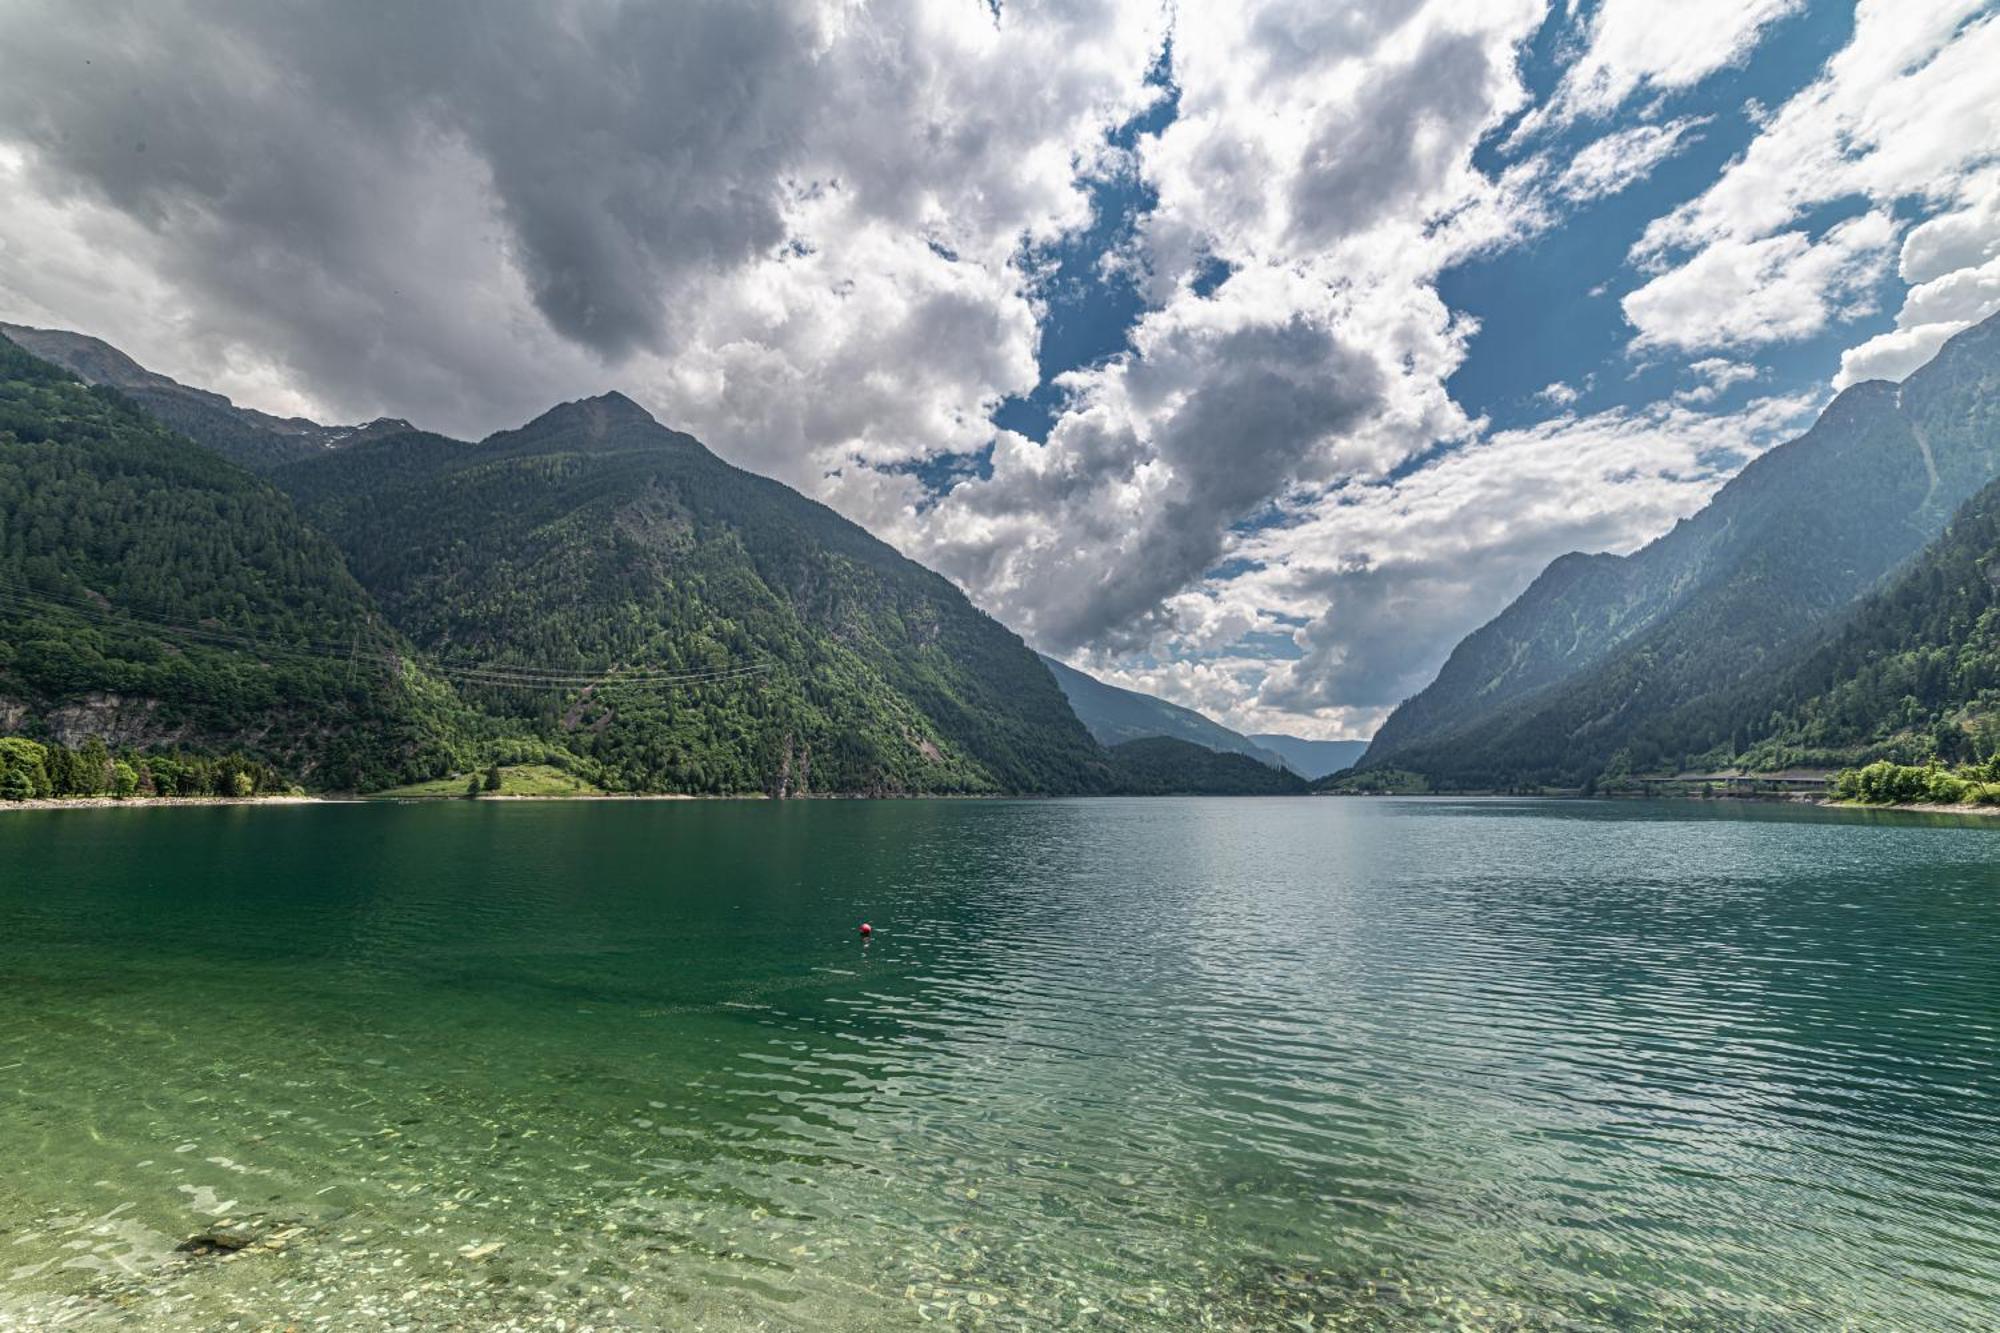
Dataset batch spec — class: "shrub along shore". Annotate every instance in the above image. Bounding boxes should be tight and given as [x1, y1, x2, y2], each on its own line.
[0, 735, 289, 801]
[1831, 759, 2000, 809]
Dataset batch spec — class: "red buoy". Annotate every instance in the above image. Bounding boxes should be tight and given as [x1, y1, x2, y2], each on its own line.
[859, 922, 873, 938]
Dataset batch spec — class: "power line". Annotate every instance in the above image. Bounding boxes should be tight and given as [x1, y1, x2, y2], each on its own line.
[0, 576, 772, 690]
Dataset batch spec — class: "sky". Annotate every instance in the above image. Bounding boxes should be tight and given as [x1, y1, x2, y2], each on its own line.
[1, 0, 1997, 740]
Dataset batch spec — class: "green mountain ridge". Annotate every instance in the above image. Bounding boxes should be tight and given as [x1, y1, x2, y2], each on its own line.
[1648, 469, 2000, 772]
[262, 389, 1111, 795]
[0, 321, 407, 472]
[1361, 311, 2000, 789]
[0, 332, 476, 789]
[0, 329, 1121, 795]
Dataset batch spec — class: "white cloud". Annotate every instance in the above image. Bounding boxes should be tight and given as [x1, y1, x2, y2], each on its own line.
[1527, 0, 1803, 132]
[899, 2, 1550, 657]
[1676, 356, 1760, 404]
[1833, 173, 2000, 388]
[1626, 211, 1898, 352]
[1553, 117, 1707, 202]
[1626, 2, 2000, 363]
[1901, 173, 2000, 284]
[1064, 388, 1821, 737]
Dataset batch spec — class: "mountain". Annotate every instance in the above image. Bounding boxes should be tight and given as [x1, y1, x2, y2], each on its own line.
[0, 321, 408, 472]
[268, 393, 1108, 795]
[1105, 737, 1309, 795]
[1040, 654, 1292, 769]
[1651, 470, 2000, 772]
[0, 331, 471, 788]
[1361, 312, 2000, 788]
[1247, 734, 1368, 780]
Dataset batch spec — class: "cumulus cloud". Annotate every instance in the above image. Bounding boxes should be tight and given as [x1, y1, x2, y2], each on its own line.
[1525, 0, 1804, 132]
[1626, 211, 1898, 352]
[1835, 172, 2000, 388]
[902, 2, 1546, 658]
[1627, 1, 2000, 363]
[1677, 357, 1760, 404]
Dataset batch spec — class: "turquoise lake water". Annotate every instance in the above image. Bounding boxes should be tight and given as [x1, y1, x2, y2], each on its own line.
[0, 796, 1996, 1329]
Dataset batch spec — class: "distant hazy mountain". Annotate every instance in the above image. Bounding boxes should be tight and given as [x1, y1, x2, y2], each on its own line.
[0, 321, 408, 472]
[1040, 654, 1291, 769]
[1246, 734, 1368, 780]
[1106, 737, 1308, 795]
[1363, 311, 2000, 788]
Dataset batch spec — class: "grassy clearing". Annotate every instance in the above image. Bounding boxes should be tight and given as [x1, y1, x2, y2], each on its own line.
[368, 764, 605, 800]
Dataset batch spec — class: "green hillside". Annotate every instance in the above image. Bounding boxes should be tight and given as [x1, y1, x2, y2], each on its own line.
[271, 394, 1108, 796]
[0, 331, 473, 789]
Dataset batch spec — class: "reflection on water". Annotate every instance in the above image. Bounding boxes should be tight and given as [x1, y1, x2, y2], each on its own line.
[0, 796, 1996, 1329]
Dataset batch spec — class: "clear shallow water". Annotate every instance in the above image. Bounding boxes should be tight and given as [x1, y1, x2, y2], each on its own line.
[0, 797, 1996, 1331]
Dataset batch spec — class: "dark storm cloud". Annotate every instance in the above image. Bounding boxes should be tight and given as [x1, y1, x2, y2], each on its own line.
[0, 0, 825, 429]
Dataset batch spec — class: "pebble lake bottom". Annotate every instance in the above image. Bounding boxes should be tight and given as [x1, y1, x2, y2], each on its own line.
[0, 796, 1995, 1330]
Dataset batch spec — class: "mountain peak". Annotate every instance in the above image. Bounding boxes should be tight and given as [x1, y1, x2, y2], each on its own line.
[512, 390, 660, 442]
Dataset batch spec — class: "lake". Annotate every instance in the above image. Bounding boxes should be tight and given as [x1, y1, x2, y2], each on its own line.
[0, 797, 1996, 1330]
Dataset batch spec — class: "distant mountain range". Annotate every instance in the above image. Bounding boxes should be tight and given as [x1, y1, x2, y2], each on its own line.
[1040, 654, 1367, 778]
[1247, 734, 1368, 781]
[1040, 655, 1290, 767]
[1355, 311, 2000, 789]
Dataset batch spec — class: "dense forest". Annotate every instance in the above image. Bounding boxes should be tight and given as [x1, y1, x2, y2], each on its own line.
[0, 734, 287, 800]
[1362, 312, 2000, 789]
[0, 333, 479, 789]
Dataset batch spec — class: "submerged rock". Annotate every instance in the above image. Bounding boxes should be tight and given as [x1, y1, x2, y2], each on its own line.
[175, 1219, 261, 1254]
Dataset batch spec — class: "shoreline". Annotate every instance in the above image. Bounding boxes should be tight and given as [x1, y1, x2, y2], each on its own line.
[0, 793, 331, 811]
[1821, 797, 2000, 818]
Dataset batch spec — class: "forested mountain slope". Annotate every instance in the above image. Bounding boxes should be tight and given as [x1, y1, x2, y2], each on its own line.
[1040, 654, 1291, 769]
[0, 322, 405, 472]
[0, 332, 471, 788]
[1363, 312, 2000, 788]
[1650, 472, 2000, 771]
[272, 394, 1108, 795]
